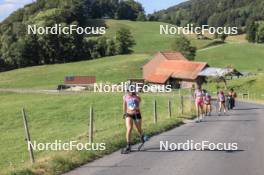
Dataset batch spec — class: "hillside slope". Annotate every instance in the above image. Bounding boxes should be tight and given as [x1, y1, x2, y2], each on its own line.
[0, 54, 148, 89]
[105, 20, 214, 54]
[196, 43, 264, 72]
[0, 42, 263, 89]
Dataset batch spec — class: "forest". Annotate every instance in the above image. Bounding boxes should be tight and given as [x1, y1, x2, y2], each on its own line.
[150, 0, 264, 28]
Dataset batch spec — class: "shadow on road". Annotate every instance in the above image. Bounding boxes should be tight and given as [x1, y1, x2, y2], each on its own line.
[79, 165, 133, 168]
[202, 119, 256, 122]
[233, 107, 264, 111]
[138, 147, 244, 153]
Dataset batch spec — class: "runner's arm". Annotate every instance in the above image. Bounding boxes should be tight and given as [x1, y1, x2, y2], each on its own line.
[138, 96, 141, 102]
[123, 100, 127, 115]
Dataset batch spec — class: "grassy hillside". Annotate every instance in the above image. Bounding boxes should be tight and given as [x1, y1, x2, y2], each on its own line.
[1, 42, 263, 90]
[196, 43, 264, 72]
[0, 19, 217, 89]
[0, 54, 148, 89]
[105, 20, 214, 54]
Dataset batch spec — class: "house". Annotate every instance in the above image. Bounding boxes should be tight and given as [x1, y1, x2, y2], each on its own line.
[64, 76, 96, 85]
[143, 51, 208, 88]
[58, 76, 96, 90]
[198, 67, 243, 79]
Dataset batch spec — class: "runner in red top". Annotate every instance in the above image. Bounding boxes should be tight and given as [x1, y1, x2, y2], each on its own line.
[194, 86, 205, 122]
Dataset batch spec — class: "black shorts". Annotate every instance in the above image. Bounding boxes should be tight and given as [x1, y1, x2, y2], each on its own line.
[126, 113, 142, 121]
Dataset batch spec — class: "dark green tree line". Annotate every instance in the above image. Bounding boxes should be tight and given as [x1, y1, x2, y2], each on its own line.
[151, 0, 264, 28]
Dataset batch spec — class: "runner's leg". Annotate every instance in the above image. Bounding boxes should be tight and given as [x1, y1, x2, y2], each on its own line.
[134, 119, 144, 143]
[126, 117, 133, 144]
[218, 102, 222, 115]
[196, 103, 200, 121]
[223, 102, 227, 113]
[134, 119, 143, 137]
[199, 104, 204, 121]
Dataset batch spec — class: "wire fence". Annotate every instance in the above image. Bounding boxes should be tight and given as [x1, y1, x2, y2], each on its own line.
[18, 92, 195, 167]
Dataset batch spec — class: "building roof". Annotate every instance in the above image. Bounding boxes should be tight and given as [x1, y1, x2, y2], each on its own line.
[143, 51, 208, 83]
[199, 67, 242, 77]
[145, 74, 171, 84]
[157, 60, 208, 80]
[159, 51, 188, 60]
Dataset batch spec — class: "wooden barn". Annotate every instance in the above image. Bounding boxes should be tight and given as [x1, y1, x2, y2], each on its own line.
[143, 51, 208, 88]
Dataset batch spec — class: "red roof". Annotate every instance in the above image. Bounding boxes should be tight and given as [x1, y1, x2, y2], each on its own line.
[145, 74, 171, 84]
[64, 76, 96, 85]
[160, 51, 188, 60]
[143, 52, 208, 83]
[157, 60, 207, 80]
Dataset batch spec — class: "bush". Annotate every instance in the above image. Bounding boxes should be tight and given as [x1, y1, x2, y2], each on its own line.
[171, 35, 196, 60]
[116, 28, 136, 54]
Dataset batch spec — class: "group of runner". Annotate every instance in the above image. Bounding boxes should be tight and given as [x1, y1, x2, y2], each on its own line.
[122, 85, 237, 153]
[194, 86, 237, 122]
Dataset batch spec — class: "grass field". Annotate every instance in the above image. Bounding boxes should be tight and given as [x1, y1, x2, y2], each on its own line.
[0, 92, 193, 175]
[196, 43, 264, 72]
[0, 54, 149, 89]
[1, 43, 263, 90]
[105, 20, 214, 54]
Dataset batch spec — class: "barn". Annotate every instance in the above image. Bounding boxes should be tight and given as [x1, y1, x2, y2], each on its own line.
[143, 51, 208, 88]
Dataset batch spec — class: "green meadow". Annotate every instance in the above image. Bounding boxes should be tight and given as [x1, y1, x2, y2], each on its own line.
[196, 43, 264, 72]
[105, 20, 214, 54]
[0, 54, 148, 89]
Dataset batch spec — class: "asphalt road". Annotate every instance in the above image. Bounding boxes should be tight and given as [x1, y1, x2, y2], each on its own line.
[64, 101, 264, 175]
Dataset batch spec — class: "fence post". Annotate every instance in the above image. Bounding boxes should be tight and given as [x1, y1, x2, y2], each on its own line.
[153, 99, 157, 124]
[89, 105, 94, 143]
[248, 91, 250, 100]
[181, 96, 184, 115]
[21, 108, 35, 164]
[168, 99, 171, 118]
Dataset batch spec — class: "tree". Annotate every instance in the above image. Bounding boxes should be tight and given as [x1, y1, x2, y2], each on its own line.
[106, 38, 117, 56]
[171, 35, 196, 60]
[220, 33, 228, 42]
[246, 19, 257, 43]
[137, 12, 146, 21]
[116, 0, 144, 20]
[116, 28, 135, 54]
[256, 22, 264, 43]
